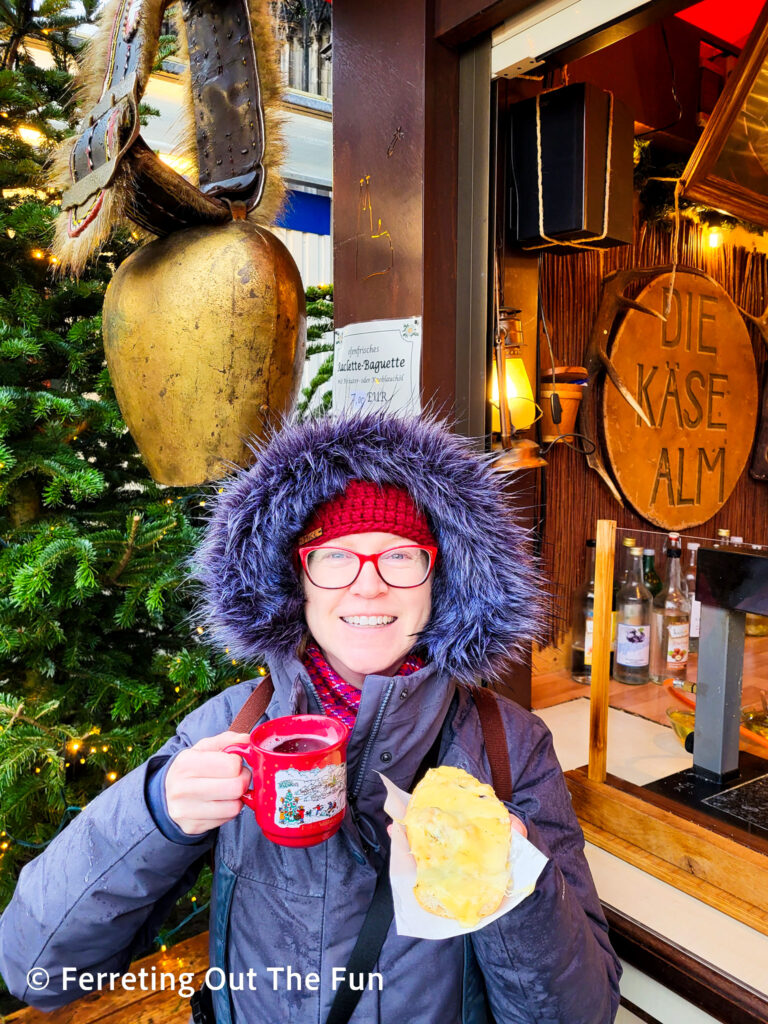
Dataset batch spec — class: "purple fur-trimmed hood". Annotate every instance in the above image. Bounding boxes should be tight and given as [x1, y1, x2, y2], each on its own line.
[192, 411, 543, 684]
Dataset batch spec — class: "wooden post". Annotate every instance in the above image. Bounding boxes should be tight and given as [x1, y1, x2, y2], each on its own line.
[333, 0, 459, 413]
[588, 519, 616, 782]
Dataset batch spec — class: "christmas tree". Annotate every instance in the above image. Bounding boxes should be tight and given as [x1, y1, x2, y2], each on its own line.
[297, 283, 334, 418]
[0, 11, 244, 959]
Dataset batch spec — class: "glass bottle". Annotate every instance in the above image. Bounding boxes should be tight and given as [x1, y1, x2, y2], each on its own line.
[684, 542, 701, 654]
[650, 548, 691, 683]
[611, 537, 636, 672]
[571, 539, 596, 685]
[613, 546, 652, 685]
[713, 528, 731, 547]
[642, 549, 662, 597]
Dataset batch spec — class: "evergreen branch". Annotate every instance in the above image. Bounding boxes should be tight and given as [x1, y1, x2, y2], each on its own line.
[0, 698, 62, 738]
[104, 512, 141, 583]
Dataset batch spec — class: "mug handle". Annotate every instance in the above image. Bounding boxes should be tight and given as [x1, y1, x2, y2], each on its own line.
[222, 741, 252, 759]
[223, 743, 258, 812]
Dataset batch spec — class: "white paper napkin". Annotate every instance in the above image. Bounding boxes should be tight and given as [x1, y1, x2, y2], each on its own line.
[378, 772, 548, 939]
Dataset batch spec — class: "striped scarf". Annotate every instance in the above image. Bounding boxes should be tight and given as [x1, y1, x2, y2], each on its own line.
[302, 642, 425, 729]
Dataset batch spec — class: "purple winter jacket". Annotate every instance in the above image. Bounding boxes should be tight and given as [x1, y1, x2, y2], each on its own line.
[0, 652, 621, 1023]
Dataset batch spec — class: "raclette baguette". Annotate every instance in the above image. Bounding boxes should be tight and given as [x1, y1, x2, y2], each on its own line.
[403, 765, 511, 928]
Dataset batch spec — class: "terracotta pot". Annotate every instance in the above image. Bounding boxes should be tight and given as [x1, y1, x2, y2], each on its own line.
[102, 221, 306, 485]
[539, 383, 584, 442]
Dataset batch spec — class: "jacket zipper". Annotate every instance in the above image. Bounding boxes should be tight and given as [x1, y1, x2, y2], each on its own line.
[350, 679, 396, 802]
[298, 672, 324, 714]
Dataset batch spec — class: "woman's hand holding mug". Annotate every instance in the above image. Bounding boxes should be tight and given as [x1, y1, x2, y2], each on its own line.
[164, 731, 253, 836]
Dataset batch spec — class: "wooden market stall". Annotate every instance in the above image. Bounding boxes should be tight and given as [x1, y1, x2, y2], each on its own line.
[332, 1, 768, 1021]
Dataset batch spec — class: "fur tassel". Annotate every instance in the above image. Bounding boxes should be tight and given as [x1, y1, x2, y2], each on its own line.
[191, 412, 547, 686]
[49, 0, 286, 274]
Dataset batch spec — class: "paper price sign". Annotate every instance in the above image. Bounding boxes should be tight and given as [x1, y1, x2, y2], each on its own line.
[332, 317, 421, 416]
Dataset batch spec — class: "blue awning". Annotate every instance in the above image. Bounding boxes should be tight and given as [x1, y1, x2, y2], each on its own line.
[276, 189, 331, 236]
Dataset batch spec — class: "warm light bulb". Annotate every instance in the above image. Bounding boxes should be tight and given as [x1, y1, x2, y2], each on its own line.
[18, 125, 46, 147]
[707, 228, 723, 249]
[490, 356, 536, 432]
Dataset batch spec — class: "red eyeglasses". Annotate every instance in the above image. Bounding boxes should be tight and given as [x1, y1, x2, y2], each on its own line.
[298, 544, 438, 589]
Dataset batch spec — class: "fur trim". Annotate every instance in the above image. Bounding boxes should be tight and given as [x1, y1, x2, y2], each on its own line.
[49, 0, 285, 274]
[192, 412, 545, 685]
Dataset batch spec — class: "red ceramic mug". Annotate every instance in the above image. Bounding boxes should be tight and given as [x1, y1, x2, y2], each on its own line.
[224, 715, 349, 847]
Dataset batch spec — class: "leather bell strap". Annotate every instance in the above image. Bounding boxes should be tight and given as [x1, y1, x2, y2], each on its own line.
[61, 0, 266, 239]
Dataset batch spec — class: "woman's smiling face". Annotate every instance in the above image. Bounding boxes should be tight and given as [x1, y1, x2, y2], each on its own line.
[301, 532, 433, 688]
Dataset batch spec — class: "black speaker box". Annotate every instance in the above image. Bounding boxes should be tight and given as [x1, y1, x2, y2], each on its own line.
[509, 82, 633, 249]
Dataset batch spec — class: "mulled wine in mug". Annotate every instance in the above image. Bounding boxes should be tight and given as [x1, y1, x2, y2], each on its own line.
[224, 715, 348, 847]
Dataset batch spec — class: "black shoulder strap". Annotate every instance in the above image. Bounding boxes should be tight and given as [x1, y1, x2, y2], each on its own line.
[325, 714, 445, 1024]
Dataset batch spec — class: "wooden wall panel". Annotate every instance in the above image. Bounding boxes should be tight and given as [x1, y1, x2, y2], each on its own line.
[333, 0, 459, 413]
[538, 220, 768, 646]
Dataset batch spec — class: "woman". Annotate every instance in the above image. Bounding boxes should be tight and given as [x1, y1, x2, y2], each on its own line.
[0, 412, 621, 1023]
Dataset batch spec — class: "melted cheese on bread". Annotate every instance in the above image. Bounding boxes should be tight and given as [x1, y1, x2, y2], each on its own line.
[403, 765, 511, 927]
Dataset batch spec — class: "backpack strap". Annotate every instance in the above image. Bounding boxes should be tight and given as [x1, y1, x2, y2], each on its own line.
[229, 674, 274, 733]
[468, 684, 513, 804]
[207, 675, 275, 876]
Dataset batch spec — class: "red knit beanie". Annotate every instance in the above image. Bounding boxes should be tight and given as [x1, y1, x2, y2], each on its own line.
[297, 480, 436, 548]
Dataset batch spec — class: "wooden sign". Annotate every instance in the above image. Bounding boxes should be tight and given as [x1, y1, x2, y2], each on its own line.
[602, 271, 758, 530]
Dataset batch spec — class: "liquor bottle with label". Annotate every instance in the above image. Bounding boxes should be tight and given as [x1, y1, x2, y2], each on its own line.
[684, 542, 701, 653]
[571, 539, 596, 684]
[611, 537, 636, 672]
[614, 546, 652, 685]
[642, 549, 662, 597]
[650, 547, 691, 683]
